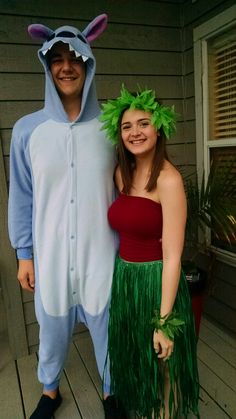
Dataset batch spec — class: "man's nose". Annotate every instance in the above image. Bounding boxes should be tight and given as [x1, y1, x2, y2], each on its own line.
[62, 59, 72, 71]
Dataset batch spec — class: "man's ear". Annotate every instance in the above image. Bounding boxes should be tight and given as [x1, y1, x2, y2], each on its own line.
[28, 24, 54, 41]
[82, 14, 108, 43]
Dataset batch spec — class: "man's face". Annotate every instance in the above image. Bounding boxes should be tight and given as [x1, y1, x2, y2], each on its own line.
[49, 42, 86, 102]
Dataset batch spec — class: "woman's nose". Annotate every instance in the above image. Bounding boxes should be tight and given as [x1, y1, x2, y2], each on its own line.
[131, 124, 141, 136]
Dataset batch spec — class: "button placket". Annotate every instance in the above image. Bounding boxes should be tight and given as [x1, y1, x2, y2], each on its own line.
[68, 125, 77, 299]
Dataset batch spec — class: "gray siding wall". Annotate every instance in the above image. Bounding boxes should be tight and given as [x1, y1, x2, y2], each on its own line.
[0, 0, 235, 357]
[0, 0, 184, 356]
[181, 0, 236, 334]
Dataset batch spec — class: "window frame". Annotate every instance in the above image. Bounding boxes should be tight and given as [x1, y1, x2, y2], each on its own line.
[193, 4, 236, 267]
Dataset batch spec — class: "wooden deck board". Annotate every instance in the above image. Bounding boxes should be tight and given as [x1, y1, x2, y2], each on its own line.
[17, 353, 41, 418]
[54, 371, 82, 419]
[197, 318, 236, 418]
[202, 317, 236, 350]
[74, 331, 102, 396]
[199, 322, 236, 369]
[0, 344, 24, 419]
[1, 316, 236, 418]
[63, 342, 104, 419]
[198, 359, 235, 418]
[198, 339, 236, 393]
[197, 388, 231, 419]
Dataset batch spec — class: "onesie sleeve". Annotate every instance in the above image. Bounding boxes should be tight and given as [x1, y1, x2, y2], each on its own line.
[8, 125, 33, 259]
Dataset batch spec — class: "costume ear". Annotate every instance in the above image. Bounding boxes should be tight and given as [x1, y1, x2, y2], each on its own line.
[28, 24, 54, 40]
[82, 14, 108, 43]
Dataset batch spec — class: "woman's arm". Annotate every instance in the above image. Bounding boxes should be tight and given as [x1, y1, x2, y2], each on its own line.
[153, 163, 187, 360]
[158, 165, 187, 317]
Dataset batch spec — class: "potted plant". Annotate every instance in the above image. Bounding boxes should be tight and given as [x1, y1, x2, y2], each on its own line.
[182, 156, 236, 336]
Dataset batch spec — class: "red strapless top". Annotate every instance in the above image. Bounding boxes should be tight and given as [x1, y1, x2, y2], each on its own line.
[108, 194, 163, 262]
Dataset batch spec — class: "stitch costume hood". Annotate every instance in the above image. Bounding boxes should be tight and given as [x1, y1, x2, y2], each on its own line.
[8, 15, 117, 318]
[29, 15, 107, 122]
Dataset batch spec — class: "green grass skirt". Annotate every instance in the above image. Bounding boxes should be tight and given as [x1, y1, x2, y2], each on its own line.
[108, 256, 200, 419]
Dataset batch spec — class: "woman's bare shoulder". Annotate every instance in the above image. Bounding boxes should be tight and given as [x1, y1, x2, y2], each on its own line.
[157, 161, 186, 212]
[158, 160, 183, 188]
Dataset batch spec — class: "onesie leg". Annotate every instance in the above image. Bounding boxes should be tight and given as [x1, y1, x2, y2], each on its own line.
[35, 290, 76, 390]
[79, 304, 111, 394]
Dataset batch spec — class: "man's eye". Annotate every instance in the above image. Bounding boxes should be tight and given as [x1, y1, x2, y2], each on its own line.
[51, 58, 62, 64]
[73, 58, 82, 63]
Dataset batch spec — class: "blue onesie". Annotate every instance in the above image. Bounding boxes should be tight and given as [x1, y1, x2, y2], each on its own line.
[8, 15, 116, 393]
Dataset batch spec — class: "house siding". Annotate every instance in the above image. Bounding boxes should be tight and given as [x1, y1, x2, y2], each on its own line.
[181, 0, 236, 334]
[0, 0, 184, 357]
[0, 0, 235, 357]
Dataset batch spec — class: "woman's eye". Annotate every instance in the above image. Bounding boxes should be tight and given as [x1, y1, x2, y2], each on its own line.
[122, 125, 130, 131]
[139, 121, 149, 128]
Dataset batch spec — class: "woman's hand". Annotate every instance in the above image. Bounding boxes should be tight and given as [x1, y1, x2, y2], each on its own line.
[153, 329, 174, 361]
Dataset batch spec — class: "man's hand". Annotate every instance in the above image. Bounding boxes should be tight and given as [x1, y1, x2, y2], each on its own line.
[18, 259, 35, 292]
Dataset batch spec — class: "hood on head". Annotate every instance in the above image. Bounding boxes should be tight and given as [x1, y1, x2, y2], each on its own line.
[28, 14, 108, 122]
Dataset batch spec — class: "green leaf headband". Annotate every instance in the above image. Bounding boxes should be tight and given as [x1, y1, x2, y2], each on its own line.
[99, 85, 178, 144]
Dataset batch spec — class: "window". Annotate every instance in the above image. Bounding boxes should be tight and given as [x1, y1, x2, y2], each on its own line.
[208, 30, 236, 140]
[194, 5, 236, 263]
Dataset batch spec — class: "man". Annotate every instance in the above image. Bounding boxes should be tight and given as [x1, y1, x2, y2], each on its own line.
[8, 15, 126, 419]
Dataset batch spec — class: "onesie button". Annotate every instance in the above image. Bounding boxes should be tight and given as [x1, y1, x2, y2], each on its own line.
[71, 235, 75, 239]
[72, 291, 76, 295]
[71, 162, 74, 168]
[70, 199, 74, 203]
[70, 267, 74, 272]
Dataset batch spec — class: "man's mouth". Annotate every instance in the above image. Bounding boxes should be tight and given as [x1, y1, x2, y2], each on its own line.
[59, 77, 76, 81]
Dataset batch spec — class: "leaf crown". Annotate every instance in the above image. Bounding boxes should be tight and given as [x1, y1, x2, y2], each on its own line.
[99, 85, 178, 144]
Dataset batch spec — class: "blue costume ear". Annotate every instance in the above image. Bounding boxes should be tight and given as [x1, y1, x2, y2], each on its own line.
[82, 14, 108, 43]
[28, 24, 54, 40]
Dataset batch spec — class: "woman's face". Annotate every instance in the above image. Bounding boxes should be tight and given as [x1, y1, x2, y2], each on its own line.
[120, 109, 158, 158]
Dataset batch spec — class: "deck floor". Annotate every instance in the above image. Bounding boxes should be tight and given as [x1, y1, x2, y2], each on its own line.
[0, 317, 236, 419]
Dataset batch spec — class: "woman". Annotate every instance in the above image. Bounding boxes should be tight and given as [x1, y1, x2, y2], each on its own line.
[100, 87, 199, 419]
